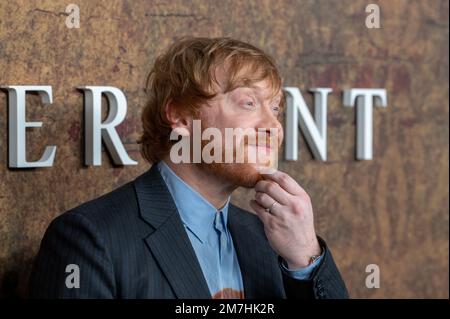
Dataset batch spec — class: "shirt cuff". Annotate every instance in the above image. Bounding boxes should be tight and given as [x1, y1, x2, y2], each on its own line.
[279, 254, 324, 281]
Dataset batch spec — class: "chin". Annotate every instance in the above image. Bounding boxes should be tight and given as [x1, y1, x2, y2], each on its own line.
[199, 162, 263, 188]
[230, 163, 264, 188]
[198, 141, 279, 188]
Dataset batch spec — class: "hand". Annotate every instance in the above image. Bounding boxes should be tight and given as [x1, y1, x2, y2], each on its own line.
[249, 170, 321, 269]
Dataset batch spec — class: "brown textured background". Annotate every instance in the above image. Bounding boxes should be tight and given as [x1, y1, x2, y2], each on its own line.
[0, 0, 448, 298]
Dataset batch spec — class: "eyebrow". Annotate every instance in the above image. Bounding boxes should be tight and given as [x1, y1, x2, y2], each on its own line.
[235, 85, 282, 102]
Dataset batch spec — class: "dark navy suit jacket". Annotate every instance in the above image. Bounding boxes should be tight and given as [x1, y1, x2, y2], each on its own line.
[29, 165, 349, 299]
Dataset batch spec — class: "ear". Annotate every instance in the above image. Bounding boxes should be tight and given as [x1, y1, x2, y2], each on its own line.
[165, 99, 192, 134]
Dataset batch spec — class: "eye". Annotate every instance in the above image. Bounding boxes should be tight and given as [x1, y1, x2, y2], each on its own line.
[272, 105, 280, 114]
[242, 101, 255, 109]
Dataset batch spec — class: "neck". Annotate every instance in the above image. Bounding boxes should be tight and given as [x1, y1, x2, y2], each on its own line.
[161, 158, 236, 209]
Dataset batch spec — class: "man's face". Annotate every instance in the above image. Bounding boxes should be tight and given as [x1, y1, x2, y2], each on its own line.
[197, 76, 284, 188]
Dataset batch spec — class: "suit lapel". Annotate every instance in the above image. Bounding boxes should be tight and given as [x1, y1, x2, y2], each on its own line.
[228, 204, 286, 298]
[134, 165, 211, 299]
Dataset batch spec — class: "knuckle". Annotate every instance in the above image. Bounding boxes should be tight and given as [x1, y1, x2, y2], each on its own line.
[279, 174, 289, 185]
[291, 200, 304, 215]
[256, 192, 265, 202]
[267, 182, 276, 193]
[299, 190, 310, 201]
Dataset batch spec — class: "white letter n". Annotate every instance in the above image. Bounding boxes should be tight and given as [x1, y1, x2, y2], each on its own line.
[283, 87, 331, 161]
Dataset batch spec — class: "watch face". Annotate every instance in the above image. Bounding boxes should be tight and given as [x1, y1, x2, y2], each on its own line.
[310, 255, 321, 264]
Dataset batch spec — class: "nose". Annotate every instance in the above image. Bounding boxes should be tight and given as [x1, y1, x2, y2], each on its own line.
[257, 105, 284, 146]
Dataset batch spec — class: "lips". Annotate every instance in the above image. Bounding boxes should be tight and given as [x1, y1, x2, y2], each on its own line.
[251, 145, 272, 156]
[246, 144, 275, 165]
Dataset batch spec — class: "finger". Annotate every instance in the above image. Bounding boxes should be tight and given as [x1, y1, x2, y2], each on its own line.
[254, 191, 283, 216]
[249, 199, 273, 225]
[254, 180, 290, 205]
[262, 170, 302, 196]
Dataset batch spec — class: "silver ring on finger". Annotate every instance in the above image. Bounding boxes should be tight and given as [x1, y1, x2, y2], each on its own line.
[266, 201, 278, 214]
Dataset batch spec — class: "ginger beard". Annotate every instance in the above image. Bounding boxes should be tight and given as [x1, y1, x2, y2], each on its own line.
[197, 118, 280, 188]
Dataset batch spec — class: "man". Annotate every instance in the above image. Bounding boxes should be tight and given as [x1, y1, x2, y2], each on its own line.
[29, 37, 348, 299]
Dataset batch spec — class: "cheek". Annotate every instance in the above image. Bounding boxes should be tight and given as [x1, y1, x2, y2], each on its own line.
[203, 103, 240, 129]
[200, 109, 223, 128]
[217, 115, 255, 130]
[232, 118, 254, 130]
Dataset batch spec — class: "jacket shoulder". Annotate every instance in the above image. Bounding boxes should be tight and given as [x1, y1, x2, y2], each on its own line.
[61, 179, 136, 225]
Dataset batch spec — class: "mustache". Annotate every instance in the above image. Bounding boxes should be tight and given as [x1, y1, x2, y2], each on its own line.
[243, 138, 279, 148]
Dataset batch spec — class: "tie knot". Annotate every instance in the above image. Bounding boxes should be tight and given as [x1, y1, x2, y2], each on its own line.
[214, 211, 225, 233]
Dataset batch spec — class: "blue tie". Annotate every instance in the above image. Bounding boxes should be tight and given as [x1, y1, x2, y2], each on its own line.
[214, 211, 229, 263]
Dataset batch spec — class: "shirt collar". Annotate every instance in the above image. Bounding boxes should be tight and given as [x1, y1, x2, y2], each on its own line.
[157, 161, 230, 243]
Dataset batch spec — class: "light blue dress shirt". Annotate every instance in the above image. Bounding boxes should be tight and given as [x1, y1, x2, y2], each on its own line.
[157, 161, 323, 297]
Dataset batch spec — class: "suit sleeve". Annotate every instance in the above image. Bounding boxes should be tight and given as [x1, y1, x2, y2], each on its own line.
[29, 210, 116, 298]
[282, 236, 349, 299]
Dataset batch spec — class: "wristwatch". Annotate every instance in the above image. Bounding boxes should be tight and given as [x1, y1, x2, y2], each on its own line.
[309, 254, 322, 265]
[308, 245, 323, 265]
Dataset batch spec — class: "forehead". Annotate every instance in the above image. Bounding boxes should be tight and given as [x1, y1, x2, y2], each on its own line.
[212, 60, 282, 100]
